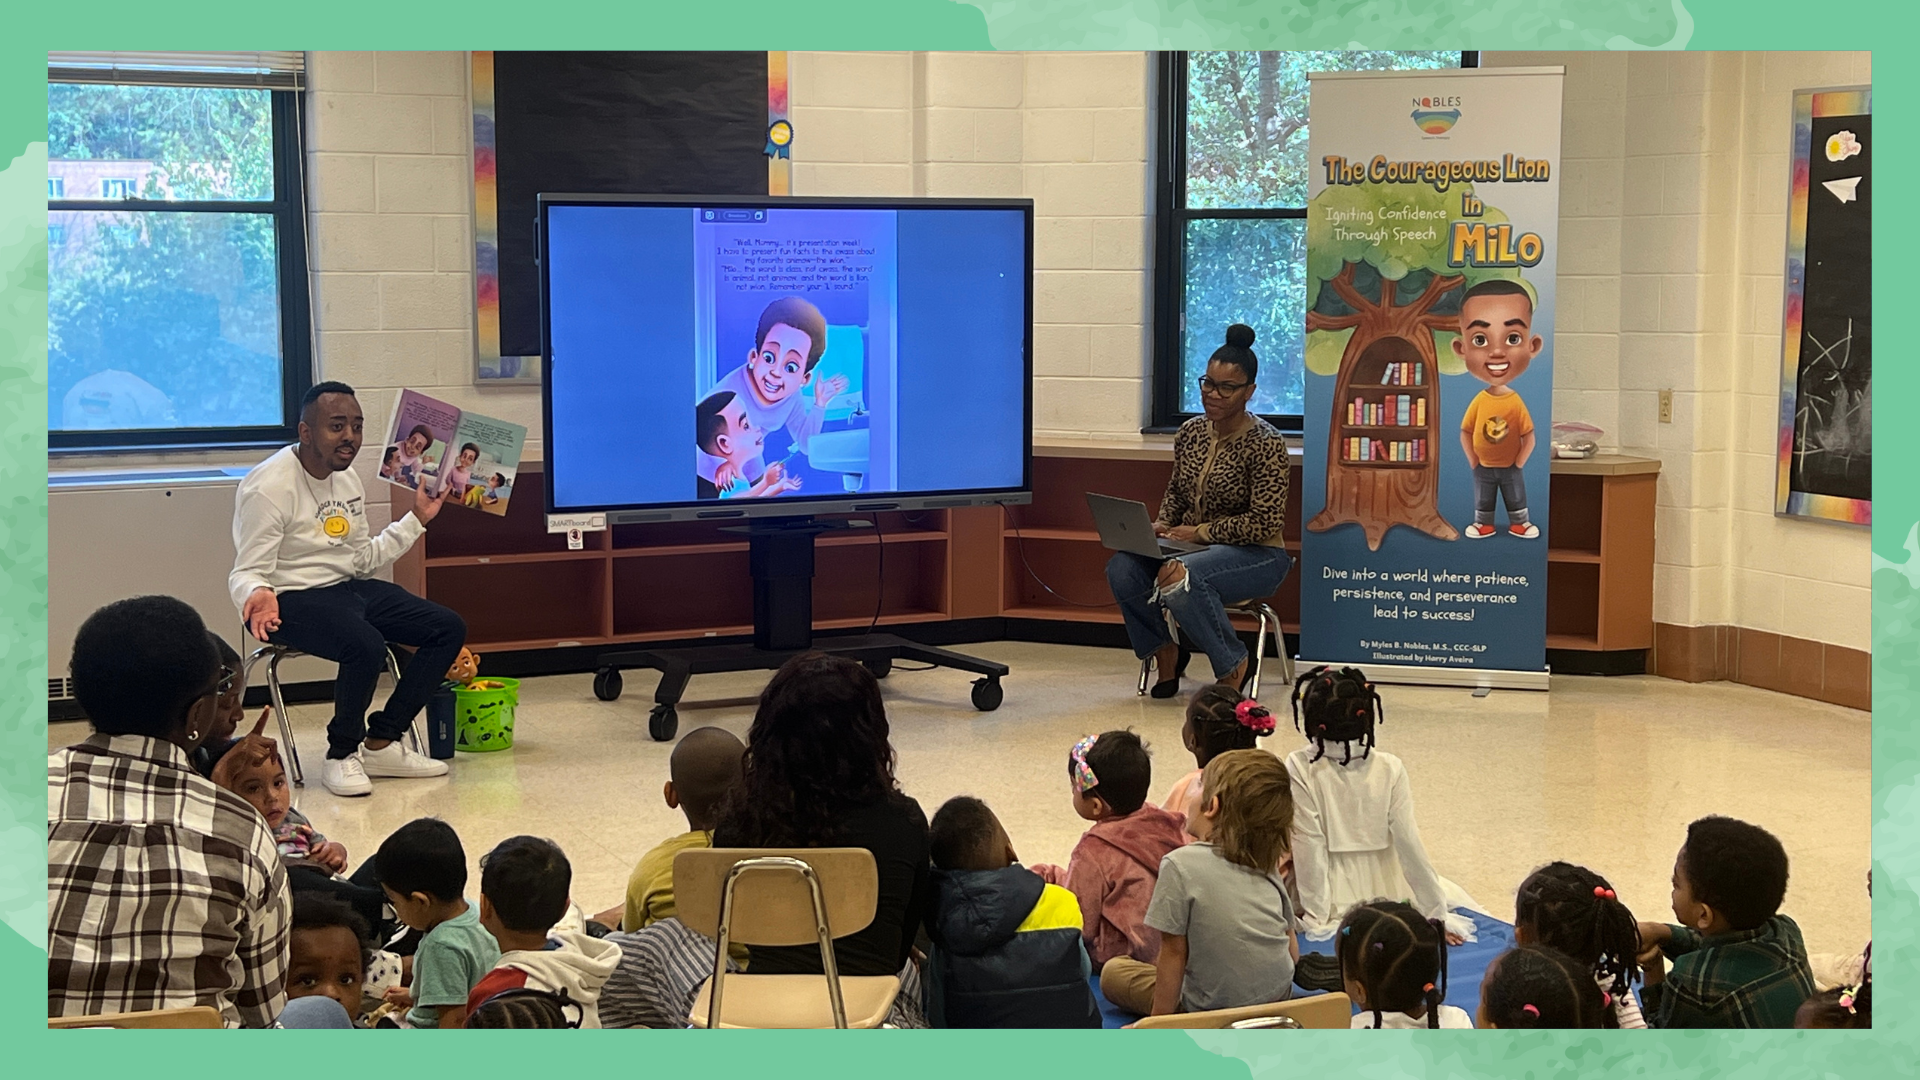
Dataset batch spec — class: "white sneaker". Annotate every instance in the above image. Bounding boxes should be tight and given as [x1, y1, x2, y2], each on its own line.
[321, 754, 373, 797]
[362, 739, 450, 779]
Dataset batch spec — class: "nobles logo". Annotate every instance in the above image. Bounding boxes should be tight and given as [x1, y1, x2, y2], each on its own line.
[1410, 95, 1462, 135]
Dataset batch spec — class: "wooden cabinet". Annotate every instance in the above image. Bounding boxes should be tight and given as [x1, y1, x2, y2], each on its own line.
[392, 465, 957, 653]
[393, 450, 1657, 667]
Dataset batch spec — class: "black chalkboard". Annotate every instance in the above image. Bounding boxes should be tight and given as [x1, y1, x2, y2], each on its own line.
[492, 52, 768, 359]
[1790, 113, 1871, 503]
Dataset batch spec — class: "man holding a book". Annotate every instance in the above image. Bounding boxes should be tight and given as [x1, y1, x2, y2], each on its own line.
[229, 380, 466, 798]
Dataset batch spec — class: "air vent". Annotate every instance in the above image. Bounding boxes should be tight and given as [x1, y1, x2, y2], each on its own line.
[49, 676, 73, 701]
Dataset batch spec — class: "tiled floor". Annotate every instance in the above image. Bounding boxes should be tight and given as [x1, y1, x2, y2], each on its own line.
[48, 641, 1873, 957]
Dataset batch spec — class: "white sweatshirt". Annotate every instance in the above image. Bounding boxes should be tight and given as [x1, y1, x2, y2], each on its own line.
[229, 446, 425, 612]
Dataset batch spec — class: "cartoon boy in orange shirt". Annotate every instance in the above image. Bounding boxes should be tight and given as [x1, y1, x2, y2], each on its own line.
[1453, 279, 1541, 539]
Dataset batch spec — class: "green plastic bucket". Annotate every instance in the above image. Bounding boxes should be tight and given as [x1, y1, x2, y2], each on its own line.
[453, 678, 519, 752]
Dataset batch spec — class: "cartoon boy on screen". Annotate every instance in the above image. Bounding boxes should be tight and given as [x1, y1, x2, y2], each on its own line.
[701, 296, 848, 490]
[1453, 279, 1541, 539]
[696, 391, 802, 500]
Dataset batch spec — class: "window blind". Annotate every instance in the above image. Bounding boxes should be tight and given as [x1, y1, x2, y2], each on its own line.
[48, 51, 305, 90]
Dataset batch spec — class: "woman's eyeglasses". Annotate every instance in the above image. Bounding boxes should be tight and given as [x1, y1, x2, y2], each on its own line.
[213, 665, 237, 698]
[1197, 376, 1250, 397]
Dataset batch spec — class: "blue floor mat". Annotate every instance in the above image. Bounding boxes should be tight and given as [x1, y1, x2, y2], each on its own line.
[1091, 909, 1516, 1028]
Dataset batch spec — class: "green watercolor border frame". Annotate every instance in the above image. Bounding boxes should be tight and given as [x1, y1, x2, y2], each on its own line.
[4, 3, 1907, 1076]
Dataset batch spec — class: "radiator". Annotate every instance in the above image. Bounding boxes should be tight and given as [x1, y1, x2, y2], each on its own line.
[49, 468, 337, 716]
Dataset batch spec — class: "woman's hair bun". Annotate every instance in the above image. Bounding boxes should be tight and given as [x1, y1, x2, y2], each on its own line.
[1225, 324, 1256, 349]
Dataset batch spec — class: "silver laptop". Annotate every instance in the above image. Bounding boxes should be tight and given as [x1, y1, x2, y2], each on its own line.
[1086, 492, 1204, 558]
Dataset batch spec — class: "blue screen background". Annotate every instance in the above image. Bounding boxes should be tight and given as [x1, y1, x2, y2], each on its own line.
[545, 204, 1028, 512]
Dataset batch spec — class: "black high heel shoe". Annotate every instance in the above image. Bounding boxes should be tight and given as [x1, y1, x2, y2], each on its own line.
[1149, 646, 1193, 698]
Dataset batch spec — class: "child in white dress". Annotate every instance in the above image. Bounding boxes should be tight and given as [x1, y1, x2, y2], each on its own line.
[1285, 666, 1477, 943]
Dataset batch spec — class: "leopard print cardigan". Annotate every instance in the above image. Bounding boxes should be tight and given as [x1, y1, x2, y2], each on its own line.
[1154, 413, 1290, 547]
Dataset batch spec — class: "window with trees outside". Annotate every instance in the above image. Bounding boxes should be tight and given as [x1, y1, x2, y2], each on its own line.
[48, 62, 311, 450]
[1151, 51, 1472, 431]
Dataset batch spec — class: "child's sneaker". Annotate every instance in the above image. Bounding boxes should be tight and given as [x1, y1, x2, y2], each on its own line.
[1465, 524, 1497, 539]
[1509, 523, 1540, 539]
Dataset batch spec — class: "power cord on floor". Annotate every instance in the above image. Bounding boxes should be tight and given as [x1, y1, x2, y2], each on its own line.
[997, 500, 1117, 608]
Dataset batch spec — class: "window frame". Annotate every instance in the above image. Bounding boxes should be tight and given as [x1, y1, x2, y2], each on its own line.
[47, 84, 313, 453]
[1148, 50, 1477, 434]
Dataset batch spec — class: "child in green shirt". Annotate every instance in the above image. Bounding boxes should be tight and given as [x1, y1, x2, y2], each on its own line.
[373, 818, 501, 1028]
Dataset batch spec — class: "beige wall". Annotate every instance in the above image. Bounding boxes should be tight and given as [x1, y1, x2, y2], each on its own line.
[1486, 51, 1870, 650]
[60, 49, 1871, 652]
[789, 51, 1154, 439]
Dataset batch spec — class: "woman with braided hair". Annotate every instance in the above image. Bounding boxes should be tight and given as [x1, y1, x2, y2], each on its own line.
[1285, 665, 1480, 944]
[1514, 861, 1647, 1027]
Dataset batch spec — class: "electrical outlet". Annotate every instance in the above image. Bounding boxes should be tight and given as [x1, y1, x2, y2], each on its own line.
[1658, 389, 1673, 424]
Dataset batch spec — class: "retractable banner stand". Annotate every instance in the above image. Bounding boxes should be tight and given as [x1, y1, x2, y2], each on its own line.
[1300, 68, 1564, 688]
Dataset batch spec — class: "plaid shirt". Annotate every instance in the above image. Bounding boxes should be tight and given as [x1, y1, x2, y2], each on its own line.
[1644, 914, 1815, 1028]
[48, 734, 290, 1028]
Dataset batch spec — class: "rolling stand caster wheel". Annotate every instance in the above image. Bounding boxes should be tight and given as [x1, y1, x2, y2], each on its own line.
[648, 704, 678, 742]
[970, 677, 1003, 712]
[593, 668, 623, 701]
[864, 657, 892, 679]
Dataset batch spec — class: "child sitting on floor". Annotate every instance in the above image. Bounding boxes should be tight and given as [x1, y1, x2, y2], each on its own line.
[621, 726, 746, 931]
[923, 796, 1099, 1029]
[288, 893, 373, 1025]
[1101, 749, 1298, 1018]
[1158, 684, 1272, 816]
[374, 818, 501, 1029]
[1796, 945, 1869, 1029]
[468, 836, 620, 1028]
[1339, 900, 1471, 1028]
[1477, 944, 1614, 1029]
[1514, 861, 1645, 1027]
[1636, 815, 1815, 1028]
[1030, 731, 1189, 969]
[467, 988, 583, 1029]
[1285, 665, 1475, 944]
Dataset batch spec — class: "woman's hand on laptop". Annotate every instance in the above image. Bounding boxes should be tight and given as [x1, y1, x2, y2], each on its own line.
[1165, 525, 1201, 543]
[1153, 521, 1170, 537]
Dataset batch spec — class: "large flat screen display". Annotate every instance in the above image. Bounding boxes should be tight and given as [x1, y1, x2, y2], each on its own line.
[541, 195, 1033, 521]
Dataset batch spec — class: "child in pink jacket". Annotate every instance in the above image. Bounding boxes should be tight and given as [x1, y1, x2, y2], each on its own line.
[1032, 731, 1189, 967]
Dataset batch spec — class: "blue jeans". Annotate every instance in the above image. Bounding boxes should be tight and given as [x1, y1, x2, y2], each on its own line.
[1106, 544, 1291, 679]
[269, 578, 467, 760]
[1472, 464, 1530, 526]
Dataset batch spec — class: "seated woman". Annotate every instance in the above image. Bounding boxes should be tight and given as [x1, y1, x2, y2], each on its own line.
[49, 596, 291, 1027]
[711, 652, 930, 984]
[1108, 324, 1292, 696]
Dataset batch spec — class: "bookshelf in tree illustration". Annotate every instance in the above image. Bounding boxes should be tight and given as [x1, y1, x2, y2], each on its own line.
[1305, 182, 1524, 551]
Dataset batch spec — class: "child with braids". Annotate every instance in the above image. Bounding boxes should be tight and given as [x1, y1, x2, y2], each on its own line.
[1337, 900, 1469, 1028]
[1158, 685, 1274, 817]
[1286, 666, 1477, 943]
[1514, 862, 1645, 1027]
[1796, 944, 1869, 1029]
[1477, 945, 1615, 1028]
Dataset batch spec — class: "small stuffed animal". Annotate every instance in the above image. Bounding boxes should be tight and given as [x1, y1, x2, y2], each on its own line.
[446, 647, 482, 687]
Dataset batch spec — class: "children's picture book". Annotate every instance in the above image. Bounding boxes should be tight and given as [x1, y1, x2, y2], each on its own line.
[380, 390, 526, 517]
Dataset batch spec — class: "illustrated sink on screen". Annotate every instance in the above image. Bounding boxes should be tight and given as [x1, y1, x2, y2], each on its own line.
[807, 429, 870, 492]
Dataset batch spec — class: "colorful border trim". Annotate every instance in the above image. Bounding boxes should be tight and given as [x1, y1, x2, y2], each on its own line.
[768, 50, 791, 196]
[1776, 85, 1871, 524]
[470, 50, 540, 384]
